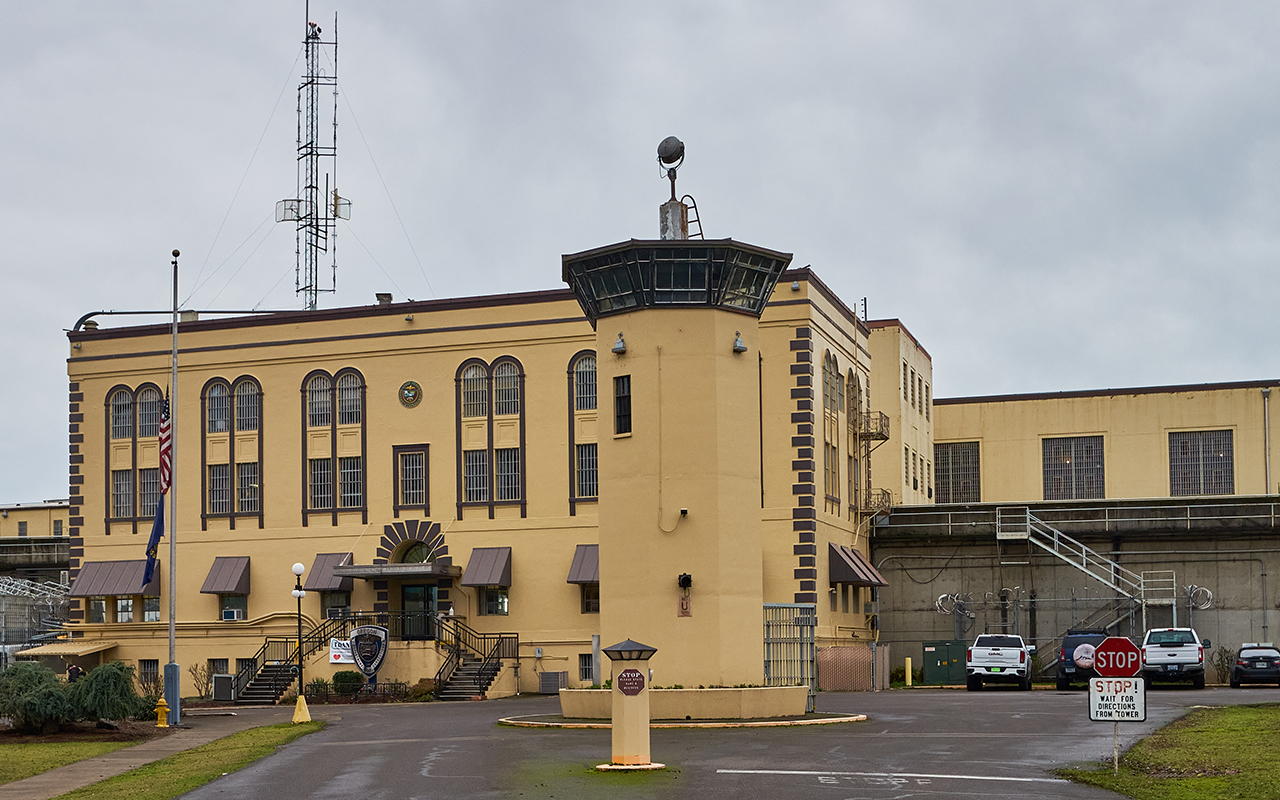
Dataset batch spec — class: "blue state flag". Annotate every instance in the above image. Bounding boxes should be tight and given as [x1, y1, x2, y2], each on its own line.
[143, 497, 164, 589]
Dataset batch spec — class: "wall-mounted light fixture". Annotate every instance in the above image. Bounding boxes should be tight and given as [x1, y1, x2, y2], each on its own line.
[404, 314, 414, 322]
[791, 281, 800, 291]
[732, 332, 747, 353]
[612, 333, 627, 355]
[677, 573, 692, 590]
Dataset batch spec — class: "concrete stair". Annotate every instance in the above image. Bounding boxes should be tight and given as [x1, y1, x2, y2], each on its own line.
[437, 656, 501, 701]
[235, 663, 296, 705]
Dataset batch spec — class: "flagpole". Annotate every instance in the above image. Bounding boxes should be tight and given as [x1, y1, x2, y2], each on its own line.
[167, 249, 180, 726]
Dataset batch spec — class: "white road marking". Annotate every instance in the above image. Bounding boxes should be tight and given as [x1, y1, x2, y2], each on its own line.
[716, 769, 1068, 784]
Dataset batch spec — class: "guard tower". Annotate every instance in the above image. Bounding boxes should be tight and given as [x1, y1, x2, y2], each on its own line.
[561, 139, 792, 686]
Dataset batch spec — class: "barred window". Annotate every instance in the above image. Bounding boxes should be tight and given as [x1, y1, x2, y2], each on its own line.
[309, 458, 333, 509]
[53, 520, 63, 536]
[1170, 430, 1234, 496]
[137, 387, 161, 437]
[140, 657, 160, 676]
[574, 355, 597, 410]
[924, 383, 931, 421]
[235, 381, 260, 432]
[495, 448, 520, 501]
[144, 598, 160, 623]
[494, 362, 520, 415]
[337, 373, 362, 425]
[902, 361, 909, 402]
[208, 464, 231, 514]
[112, 469, 134, 518]
[464, 450, 489, 502]
[904, 447, 910, 484]
[399, 450, 427, 507]
[207, 383, 230, 433]
[237, 462, 260, 513]
[110, 390, 133, 440]
[307, 376, 332, 428]
[576, 443, 598, 498]
[579, 652, 595, 681]
[17, 521, 27, 536]
[139, 468, 160, 517]
[339, 456, 363, 507]
[614, 375, 632, 434]
[462, 365, 487, 418]
[935, 442, 981, 503]
[1043, 435, 1105, 501]
[910, 369, 916, 410]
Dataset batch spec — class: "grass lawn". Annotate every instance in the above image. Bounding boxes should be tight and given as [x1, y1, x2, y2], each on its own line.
[51, 721, 325, 800]
[0, 741, 137, 785]
[1057, 703, 1280, 800]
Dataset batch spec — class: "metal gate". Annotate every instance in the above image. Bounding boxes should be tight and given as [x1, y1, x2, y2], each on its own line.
[763, 603, 816, 712]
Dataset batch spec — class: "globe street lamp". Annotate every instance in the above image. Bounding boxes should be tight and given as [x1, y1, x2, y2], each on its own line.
[290, 562, 311, 723]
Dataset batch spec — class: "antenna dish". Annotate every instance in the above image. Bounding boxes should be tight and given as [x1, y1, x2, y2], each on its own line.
[657, 136, 684, 167]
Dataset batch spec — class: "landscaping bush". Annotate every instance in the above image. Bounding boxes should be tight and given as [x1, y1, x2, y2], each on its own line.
[405, 678, 435, 702]
[71, 662, 154, 722]
[332, 670, 365, 695]
[0, 662, 73, 734]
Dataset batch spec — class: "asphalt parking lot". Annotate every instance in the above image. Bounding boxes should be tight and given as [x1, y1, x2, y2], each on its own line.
[181, 685, 1277, 800]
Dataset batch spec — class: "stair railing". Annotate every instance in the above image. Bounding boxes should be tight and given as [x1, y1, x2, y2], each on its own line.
[433, 615, 518, 690]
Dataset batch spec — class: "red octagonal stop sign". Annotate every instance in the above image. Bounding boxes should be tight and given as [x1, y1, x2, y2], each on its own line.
[1093, 636, 1141, 678]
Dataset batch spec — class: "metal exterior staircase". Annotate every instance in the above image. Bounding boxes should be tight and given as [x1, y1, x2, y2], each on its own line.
[437, 655, 503, 700]
[433, 616, 517, 701]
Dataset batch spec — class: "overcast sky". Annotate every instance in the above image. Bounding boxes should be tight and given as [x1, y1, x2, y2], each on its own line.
[2, 2, 1278, 502]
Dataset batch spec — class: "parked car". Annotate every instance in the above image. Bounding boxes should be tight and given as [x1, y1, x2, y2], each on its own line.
[1229, 643, 1280, 688]
[1141, 627, 1209, 689]
[1056, 629, 1107, 690]
[966, 634, 1035, 691]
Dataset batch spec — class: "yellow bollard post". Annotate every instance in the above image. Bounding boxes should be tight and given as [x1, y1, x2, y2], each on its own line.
[292, 694, 311, 724]
[905, 657, 913, 687]
[154, 697, 169, 728]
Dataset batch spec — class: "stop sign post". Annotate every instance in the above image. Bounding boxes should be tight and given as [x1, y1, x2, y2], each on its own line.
[1093, 636, 1141, 677]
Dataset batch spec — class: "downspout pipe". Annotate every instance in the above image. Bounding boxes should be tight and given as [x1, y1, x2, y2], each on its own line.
[1264, 388, 1272, 495]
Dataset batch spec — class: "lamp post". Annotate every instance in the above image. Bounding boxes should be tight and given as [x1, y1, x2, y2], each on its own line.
[290, 562, 311, 723]
[599, 639, 661, 770]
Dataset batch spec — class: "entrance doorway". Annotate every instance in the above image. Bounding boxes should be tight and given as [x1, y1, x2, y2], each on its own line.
[402, 585, 437, 640]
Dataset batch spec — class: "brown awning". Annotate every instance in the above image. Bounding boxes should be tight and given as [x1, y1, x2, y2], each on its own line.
[461, 546, 512, 587]
[69, 560, 160, 597]
[18, 640, 118, 657]
[304, 553, 353, 592]
[565, 544, 599, 584]
[829, 543, 888, 587]
[200, 556, 251, 595]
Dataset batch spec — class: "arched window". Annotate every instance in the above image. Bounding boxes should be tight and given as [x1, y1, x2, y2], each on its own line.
[400, 541, 436, 564]
[493, 362, 520, 415]
[307, 375, 332, 428]
[822, 351, 840, 509]
[137, 387, 161, 438]
[461, 364, 487, 418]
[207, 383, 230, 433]
[337, 372, 362, 425]
[110, 390, 133, 440]
[574, 355, 597, 411]
[235, 380, 260, 432]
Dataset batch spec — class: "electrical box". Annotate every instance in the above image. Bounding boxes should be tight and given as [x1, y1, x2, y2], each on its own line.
[212, 673, 235, 701]
[921, 640, 968, 685]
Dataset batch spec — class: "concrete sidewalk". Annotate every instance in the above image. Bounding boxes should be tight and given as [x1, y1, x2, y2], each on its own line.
[0, 706, 319, 800]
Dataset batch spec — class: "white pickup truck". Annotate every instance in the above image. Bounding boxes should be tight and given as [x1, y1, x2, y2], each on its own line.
[1141, 627, 1210, 689]
[966, 634, 1035, 691]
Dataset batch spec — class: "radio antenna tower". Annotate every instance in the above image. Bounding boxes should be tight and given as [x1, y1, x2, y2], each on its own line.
[276, 4, 350, 310]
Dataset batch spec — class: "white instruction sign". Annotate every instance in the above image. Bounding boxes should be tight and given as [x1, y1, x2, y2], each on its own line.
[1088, 677, 1145, 721]
[330, 638, 354, 663]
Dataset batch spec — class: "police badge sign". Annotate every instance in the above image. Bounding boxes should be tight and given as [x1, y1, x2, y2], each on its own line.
[349, 625, 389, 677]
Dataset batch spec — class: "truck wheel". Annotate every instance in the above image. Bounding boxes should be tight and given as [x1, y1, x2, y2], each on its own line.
[1056, 676, 1070, 691]
[1192, 674, 1205, 690]
[1020, 676, 1032, 691]
[966, 675, 982, 692]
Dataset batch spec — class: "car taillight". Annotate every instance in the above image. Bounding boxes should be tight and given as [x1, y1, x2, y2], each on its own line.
[1198, 646, 1203, 664]
[967, 648, 972, 661]
[1059, 648, 1066, 662]
[1020, 650, 1026, 664]
[1142, 650, 1148, 665]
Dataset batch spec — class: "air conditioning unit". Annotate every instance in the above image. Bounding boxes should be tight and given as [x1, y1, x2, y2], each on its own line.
[222, 609, 245, 621]
[539, 671, 568, 694]
[59, 570, 69, 586]
[326, 607, 347, 619]
[212, 674, 235, 701]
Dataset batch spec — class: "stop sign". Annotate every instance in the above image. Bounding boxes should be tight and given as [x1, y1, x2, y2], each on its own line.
[1093, 637, 1141, 677]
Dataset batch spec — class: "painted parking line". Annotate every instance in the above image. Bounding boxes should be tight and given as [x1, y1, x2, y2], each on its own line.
[717, 769, 1068, 784]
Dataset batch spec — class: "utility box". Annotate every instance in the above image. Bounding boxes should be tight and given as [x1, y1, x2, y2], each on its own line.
[539, 671, 568, 694]
[921, 640, 967, 685]
[212, 674, 235, 701]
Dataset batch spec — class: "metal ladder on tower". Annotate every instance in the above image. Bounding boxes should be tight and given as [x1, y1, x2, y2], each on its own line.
[995, 506, 1176, 630]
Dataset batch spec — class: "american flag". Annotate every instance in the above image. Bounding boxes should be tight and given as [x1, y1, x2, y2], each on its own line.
[158, 390, 172, 494]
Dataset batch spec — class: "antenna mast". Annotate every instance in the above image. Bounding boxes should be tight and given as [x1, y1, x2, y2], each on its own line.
[276, 6, 349, 310]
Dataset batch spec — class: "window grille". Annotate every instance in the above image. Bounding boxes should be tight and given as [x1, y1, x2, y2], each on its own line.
[1042, 435, 1105, 500]
[576, 443, 598, 498]
[208, 464, 231, 514]
[237, 462, 260, 513]
[1169, 430, 1234, 496]
[208, 658, 228, 675]
[904, 447, 910, 484]
[400, 451, 426, 506]
[464, 450, 489, 502]
[495, 448, 520, 501]
[207, 383, 230, 433]
[574, 356, 597, 410]
[337, 373, 362, 425]
[139, 468, 160, 517]
[912, 450, 918, 490]
[614, 375, 632, 434]
[17, 521, 27, 536]
[235, 381, 260, 431]
[935, 441, 981, 503]
[144, 598, 160, 623]
[137, 387, 161, 437]
[139, 658, 160, 677]
[309, 458, 333, 509]
[112, 469, 134, 518]
[579, 652, 595, 681]
[339, 456, 363, 507]
[110, 390, 133, 440]
[910, 369, 916, 409]
[925, 384, 931, 420]
[902, 362, 909, 402]
[53, 520, 63, 536]
[494, 362, 520, 415]
[462, 365, 487, 418]
[307, 376, 332, 428]
[116, 598, 133, 623]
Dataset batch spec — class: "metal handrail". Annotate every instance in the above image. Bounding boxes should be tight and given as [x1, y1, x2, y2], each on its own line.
[857, 411, 890, 440]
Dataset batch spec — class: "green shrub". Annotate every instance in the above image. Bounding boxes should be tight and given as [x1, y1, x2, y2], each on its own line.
[0, 662, 73, 733]
[332, 670, 365, 695]
[72, 662, 153, 722]
[405, 678, 435, 702]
